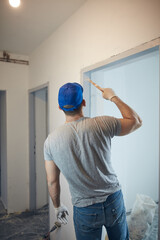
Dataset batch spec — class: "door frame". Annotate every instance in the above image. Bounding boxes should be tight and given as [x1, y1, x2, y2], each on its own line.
[0, 90, 7, 209]
[80, 38, 160, 239]
[29, 83, 49, 210]
[81, 38, 160, 116]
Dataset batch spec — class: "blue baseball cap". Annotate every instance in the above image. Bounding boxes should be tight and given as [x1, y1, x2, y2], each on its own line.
[58, 82, 83, 111]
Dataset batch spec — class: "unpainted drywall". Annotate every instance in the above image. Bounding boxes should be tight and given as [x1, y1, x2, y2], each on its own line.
[0, 61, 29, 213]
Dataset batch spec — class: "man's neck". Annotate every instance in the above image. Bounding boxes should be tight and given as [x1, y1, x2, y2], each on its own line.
[65, 113, 84, 123]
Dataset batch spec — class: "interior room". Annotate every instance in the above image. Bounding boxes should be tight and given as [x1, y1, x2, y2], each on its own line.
[0, 0, 160, 239]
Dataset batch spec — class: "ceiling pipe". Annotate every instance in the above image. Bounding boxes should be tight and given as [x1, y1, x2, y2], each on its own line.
[0, 51, 29, 65]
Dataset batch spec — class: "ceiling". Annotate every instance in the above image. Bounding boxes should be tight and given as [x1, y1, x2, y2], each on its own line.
[0, 0, 87, 55]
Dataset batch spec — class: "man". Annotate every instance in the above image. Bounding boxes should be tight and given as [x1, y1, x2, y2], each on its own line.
[44, 82, 142, 240]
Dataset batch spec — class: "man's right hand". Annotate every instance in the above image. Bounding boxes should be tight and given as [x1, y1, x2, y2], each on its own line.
[102, 88, 116, 101]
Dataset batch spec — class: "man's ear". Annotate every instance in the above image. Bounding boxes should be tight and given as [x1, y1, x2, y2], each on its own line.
[82, 99, 86, 107]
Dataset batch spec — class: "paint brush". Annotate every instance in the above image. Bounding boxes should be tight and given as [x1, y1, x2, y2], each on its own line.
[42, 221, 61, 239]
[86, 78, 104, 92]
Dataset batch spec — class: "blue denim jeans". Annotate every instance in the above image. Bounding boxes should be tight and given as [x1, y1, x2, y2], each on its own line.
[73, 190, 129, 240]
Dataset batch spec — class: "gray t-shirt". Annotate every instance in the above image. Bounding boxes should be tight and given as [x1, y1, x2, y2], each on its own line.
[44, 116, 121, 207]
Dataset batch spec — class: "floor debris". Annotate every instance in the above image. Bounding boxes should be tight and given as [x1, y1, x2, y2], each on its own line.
[0, 203, 49, 240]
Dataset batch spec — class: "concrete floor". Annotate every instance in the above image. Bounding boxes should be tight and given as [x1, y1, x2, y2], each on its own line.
[0, 200, 49, 240]
[0, 200, 158, 240]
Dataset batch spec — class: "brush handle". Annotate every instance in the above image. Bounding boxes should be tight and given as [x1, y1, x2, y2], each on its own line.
[86, 78, 104, 92]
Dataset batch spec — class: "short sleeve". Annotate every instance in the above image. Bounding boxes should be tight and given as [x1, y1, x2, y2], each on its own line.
[44, 137, 53, 161]
[96, 116, 121, 138]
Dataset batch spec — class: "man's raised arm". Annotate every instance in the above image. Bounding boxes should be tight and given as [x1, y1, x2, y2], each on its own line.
[102, 88, 142, 136]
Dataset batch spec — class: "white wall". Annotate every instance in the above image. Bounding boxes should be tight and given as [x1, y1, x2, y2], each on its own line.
[0, 61, 29, 213]
[29, 0, 160, 239]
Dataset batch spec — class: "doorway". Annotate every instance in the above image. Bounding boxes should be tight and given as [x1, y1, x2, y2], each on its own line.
[83, 46, 159, 239]
[29, 85, 48, 210]
[0, 91, 7, 210]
